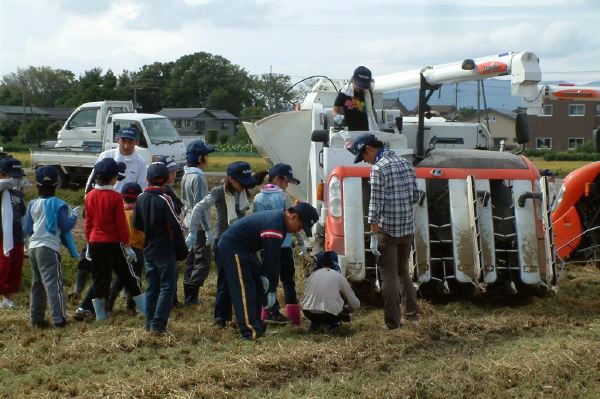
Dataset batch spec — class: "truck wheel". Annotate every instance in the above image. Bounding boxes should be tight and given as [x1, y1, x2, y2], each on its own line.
[53, 166, 68, 188]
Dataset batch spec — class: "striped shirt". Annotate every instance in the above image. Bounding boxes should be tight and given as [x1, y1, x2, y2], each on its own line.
[368, 149, 418, 237]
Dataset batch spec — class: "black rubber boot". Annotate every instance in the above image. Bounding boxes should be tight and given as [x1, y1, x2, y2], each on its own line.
[183, 284, 200, 305]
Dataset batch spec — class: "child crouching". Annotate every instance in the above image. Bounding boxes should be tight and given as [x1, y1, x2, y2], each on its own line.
[301, 251, 360, 332]
[24, 166, 78, 327]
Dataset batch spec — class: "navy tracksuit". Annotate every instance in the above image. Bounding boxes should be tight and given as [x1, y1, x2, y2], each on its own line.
[215, 210, 285, 340]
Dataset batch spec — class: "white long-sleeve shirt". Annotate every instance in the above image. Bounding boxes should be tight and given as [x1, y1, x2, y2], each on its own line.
[301, 268, 360, 315]
[85, 149, 148, 192]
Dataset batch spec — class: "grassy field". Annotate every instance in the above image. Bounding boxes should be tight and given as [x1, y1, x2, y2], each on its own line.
[2, 152, 599, 398]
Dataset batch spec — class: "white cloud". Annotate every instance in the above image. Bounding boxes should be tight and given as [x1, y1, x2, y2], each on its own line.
[1, 0, 599, 84]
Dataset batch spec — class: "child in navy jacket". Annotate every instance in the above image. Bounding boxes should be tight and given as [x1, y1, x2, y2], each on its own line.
[134, 162, 187, 334]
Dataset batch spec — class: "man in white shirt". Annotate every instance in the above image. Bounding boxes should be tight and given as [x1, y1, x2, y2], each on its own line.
[85, 127, 148, 193]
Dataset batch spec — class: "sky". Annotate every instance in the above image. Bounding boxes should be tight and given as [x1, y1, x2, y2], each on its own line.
[1, 0, 599, 85]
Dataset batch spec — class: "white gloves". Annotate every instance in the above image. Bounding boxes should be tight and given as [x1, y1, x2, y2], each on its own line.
[266, 292, 277, 310]
[186, 232, 197, 250]
[260, 276, 269, 293]
[205, 230, 215, 246]
[333, 113, 344, 125]
[125, 246, 137, 264]
[71, 206, 80, 218]
[370, 234, 381, 256]
[85, 244, 92, 261]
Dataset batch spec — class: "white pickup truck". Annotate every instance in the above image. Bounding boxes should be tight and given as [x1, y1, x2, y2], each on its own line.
[31, 101, 187, 187]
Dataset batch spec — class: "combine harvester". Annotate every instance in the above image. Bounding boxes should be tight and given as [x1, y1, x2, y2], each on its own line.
[535, 85, 600, 263]
[244, 51, 558, 295]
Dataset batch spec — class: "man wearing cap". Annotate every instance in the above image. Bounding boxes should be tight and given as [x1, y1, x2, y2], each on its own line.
[134, 162, 187, 334]
[253, 163, 303, 324]
[85, 126, 148, 193]
[181, 140, 215, 306]
[348, 133, 420, 329]
[0, 157, 26, 309]
[539, 169, 558, 205]
[333, 66, 378, 131]
[215, 202, 319, 339]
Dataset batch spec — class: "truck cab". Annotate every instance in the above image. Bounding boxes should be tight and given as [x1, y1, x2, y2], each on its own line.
[57, 101, 134, 147]
[31, 103, 186, 186]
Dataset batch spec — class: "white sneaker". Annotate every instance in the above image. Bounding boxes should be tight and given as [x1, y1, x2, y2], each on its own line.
[1, 298, 16, 309]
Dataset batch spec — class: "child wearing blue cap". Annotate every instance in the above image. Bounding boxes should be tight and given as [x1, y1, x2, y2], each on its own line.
[253, 163, 304, 324]
[24, 166, 78, 327]
[0, 157, 26, 309]
[181, 140, 215, 305]
[301, 251, 360, 332]
[187, 161, 262, 327]
[134, 162, 187, 334]
[74, 158, 144, 322]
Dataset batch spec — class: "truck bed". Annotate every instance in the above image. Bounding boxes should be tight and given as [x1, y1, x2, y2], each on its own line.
[30, 147, 100, 168]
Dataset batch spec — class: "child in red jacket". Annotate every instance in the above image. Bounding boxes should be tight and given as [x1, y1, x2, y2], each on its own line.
[74, 158, 145, 321]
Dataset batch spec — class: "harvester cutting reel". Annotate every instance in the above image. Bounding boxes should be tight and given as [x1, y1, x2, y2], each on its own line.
[411, 175, 558, 296]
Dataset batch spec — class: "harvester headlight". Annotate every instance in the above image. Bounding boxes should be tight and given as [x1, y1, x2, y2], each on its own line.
[329, 176, 342, 218]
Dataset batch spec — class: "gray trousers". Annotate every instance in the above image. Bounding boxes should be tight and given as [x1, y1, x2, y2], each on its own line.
[184, 230, 211, 288]
[378, 233, 419, 329]
[29, 246, 67, 325]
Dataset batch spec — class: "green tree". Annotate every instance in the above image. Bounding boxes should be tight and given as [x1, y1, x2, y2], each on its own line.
[251, 73, 297, 114]
[0, 66, 75, 107]
[16, 116, 51, 144]
[164, 52, 254, 115]
[0, 119, 21, 143]
[131, 62, 173, 112]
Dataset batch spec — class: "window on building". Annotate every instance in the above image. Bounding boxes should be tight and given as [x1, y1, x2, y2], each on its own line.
[568, 138, 584, 150]
[542, 104, 553, 116]
[569, 104, 585, 116]
[174, 119, 181, 128]
[536, 137, 552, 149]
[595, 103, 600, 116]
[183, 119, 192, 127]
[221, 122, 228, 130]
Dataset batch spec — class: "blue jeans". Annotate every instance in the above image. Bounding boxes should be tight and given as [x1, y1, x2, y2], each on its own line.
[145, 256, 177, 332]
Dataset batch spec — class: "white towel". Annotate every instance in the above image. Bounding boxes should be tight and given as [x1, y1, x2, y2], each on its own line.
[0, 178, 16, 256]
[225, 190, 249, 224]
[340, 82, 379, 131]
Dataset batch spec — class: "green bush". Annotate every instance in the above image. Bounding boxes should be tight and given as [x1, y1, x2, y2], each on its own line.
[543, 151, 598, 161]
[218, 133, 229, 145]
[205, 129, 218, 144]
[523, 148, 551, 157]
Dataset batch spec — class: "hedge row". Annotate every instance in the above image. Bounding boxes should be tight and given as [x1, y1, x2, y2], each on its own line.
[543, 151, 598, 161]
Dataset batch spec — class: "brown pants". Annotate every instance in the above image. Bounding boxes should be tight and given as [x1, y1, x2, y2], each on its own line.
[378, 233, 419, 329]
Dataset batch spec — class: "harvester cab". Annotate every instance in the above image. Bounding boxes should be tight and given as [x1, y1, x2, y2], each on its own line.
[244, 51, 559, 296]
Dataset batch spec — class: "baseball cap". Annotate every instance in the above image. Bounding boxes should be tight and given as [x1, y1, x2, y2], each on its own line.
[347, 133, 378, 163]
[121, 182, 142, 200]
[291, 202, 318, 237]
[35, 166, 59, 187]
[227, 161, 258, 189]
[94, 158, 121, 181]
[352, 66, 373, 89]
[118, 127, 138, 140]
[156, 155, 178, 172]
[540, 169, 558, 177]
[0, 157, 25, 178]
[268, 163, 300, 185]
[147, 162, 170, 186]
[315, 250, 341, 273]
[186, 140, 215, 163]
